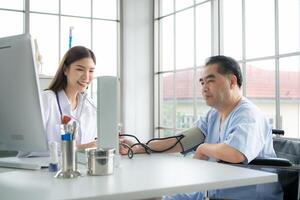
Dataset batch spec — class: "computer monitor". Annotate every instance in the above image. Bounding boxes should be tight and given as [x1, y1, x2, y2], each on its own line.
[0, 34, 48, 153]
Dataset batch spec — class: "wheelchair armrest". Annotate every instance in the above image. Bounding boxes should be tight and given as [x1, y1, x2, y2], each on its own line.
[249, 157, 292, 167]
[272, 129, 284, 136]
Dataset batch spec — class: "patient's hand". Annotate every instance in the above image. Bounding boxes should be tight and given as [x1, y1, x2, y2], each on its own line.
[77, 141, 96, 150]
[193, 144, 209, 160]
[119, 137, 133, 155]
[119, 136, 144, 155]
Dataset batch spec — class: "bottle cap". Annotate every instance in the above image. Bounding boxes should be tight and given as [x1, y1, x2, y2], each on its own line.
[49, 163, 59, 172]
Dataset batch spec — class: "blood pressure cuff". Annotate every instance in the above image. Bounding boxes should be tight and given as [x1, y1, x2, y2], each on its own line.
[176, 127, 205, 155]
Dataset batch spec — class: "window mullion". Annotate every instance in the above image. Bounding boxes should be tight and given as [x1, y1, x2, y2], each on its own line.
[24, 0, 29, 33]
[274, 0, 281, 129]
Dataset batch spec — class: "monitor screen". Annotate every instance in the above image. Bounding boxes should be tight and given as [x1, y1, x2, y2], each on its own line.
[0, 34, 48, 152]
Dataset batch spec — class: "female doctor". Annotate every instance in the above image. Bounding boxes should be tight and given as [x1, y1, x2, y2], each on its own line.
[42, 46, 97, 150]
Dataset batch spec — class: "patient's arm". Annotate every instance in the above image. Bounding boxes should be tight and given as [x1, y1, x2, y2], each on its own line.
[193, 143, 246, 163]
[119, 126, 205, 155]
[119, 136, 183, 154]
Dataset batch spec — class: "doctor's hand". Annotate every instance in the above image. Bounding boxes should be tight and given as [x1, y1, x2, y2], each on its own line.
[193, 144, 209, 160]
[77, 140, 96, 150]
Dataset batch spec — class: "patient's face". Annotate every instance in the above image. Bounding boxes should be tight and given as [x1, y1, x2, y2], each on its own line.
[199, 64, 232, 108]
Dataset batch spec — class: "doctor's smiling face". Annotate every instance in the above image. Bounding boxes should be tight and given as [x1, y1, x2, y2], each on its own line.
[48, 46, 96, 94]
[64, 57, 95, 93]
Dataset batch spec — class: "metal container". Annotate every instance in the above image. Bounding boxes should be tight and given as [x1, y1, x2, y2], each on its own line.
[61, 140, 77, 171]
[87, 148, 115, 176]
[55, 140, 81, 179]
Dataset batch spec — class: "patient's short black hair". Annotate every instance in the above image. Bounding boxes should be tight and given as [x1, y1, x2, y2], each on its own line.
[205, 55, 243, 88]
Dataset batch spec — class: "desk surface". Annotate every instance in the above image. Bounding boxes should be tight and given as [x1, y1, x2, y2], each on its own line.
[0, 154, 277, 200]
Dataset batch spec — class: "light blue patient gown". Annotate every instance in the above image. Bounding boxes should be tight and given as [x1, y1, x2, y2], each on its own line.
[164, 97, 283, 200]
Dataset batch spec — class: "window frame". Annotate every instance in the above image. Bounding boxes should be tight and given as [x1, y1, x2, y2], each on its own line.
[155, 0, 300, 138]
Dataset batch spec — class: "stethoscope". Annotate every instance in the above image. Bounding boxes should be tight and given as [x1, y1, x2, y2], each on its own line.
[55, 91, 87, 120]
[55, 91, 86, 142]
[55, 91, 63, 119]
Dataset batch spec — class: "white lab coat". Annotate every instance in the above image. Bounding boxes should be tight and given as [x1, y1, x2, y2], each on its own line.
[41, 90, 97, 145]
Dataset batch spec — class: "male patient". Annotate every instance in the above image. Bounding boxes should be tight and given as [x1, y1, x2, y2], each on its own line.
[120, 55, 283, 200]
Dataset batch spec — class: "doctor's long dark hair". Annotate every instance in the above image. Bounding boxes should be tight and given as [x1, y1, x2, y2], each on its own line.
[47, 46, 96, 92]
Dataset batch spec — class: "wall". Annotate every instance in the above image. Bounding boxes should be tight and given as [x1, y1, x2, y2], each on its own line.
[39, 75, 53, 90]
[121, 0, 154, 141]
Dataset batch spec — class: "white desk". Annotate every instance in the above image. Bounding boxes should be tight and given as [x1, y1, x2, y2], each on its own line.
[0, 154, 277, 200]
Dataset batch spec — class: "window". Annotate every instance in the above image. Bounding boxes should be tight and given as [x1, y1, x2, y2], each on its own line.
[222, 0, 300, 138]
[0, 10, 23, 38]
[156, 0, 300, 138]
[155, 0, 212, 137]
[245, 0, 275, 59]
[0, 0, 119, 77]
[246, 59, 276, 128]
[30, 13, 59, 75]
[279, 56, 300, 138]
